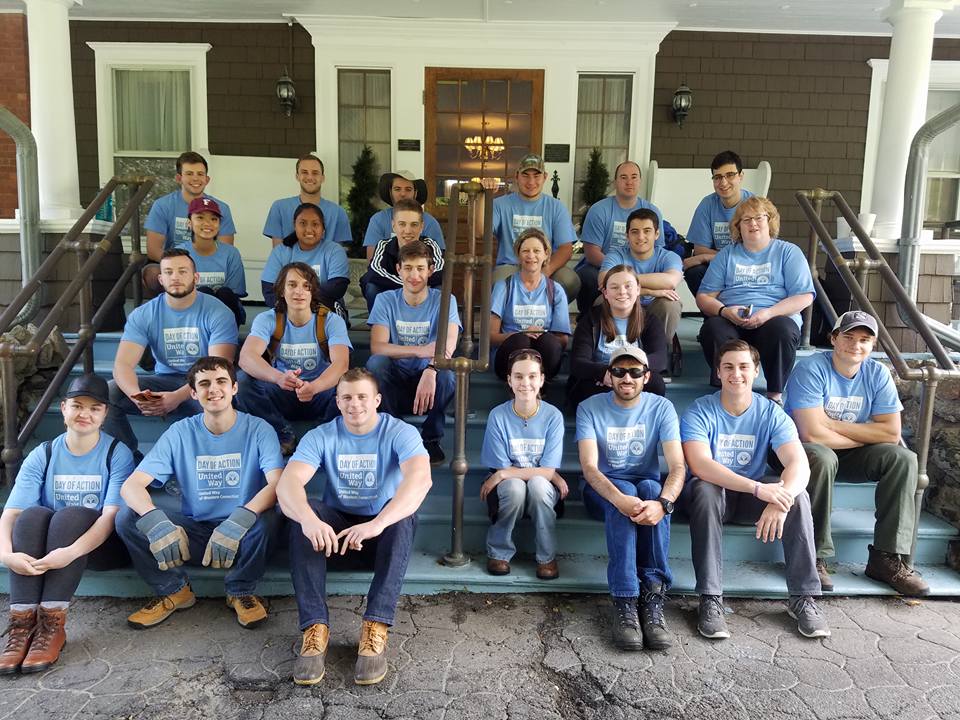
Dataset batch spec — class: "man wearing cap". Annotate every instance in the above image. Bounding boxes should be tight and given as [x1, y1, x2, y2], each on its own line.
[263, 154, 352, 248]
[363, 171, 446, 258]
[575, 347, 684, 652]
[492, 153, 580, 303]
[784, 310, 928, 595]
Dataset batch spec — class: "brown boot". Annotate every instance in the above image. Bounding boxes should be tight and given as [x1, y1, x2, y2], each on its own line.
[0, 609, 36, 675]
[354, 620, 389, 685]
[21, 606, 67, 674]
[864, 544, 930, 597]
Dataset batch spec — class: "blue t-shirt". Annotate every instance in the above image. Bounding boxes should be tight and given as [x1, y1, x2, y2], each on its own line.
[144, 191, 237, 251]
[600, 247, 683, 306]
[249, 309, 352, 382]
[784, 351, 902, 423]
[262, 196, 352, 245]
[137, 412, 283, 522]
[188, 241, 247, 296]
[680, 392, 798, 481]
[580, 196, 664, 258]
[481, 400, 564, 470]
[688, 190, 754, 251]
[595, 316, 640, 364]
[363, 208, 446, 250]
[122, 293, 238, 375]
[491, 274, 571, 336]
[7, 433, 133, 511]
[367, 288, 461, 373]
[261, 239, 349, 286]
[575, 392, 680, 483]
[492, 193, 577, 265]
[699, 239, 814, 329]
[291, 414, 428, 516]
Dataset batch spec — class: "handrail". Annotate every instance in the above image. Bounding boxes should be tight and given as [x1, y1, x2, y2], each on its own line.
[434, 182, 494, 567]
[0, 175, 153, 480]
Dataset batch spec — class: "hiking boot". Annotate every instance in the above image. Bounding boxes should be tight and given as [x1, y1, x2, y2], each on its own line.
[816, 558, 834, 592]
[788, 596, 831, 638]
[355, 620, 389, 685]
[293, 623, 329, 686]
[0, 608, 36, 675]
[21, 607, 66, 674]
[127, 585, 196, 629]
[611, 597, 643, 651]
[486, 557, 510, 576]
[226, 595, 268, 629]
[697, 595, 731, 639]
[639, 580, 672, 650]
[536, 560, 559, 580]
[423, 439, 446, 466]
[864, 544, 930, 596]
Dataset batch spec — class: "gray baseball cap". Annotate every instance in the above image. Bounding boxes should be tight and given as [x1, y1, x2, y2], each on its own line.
[832, 310, 878, 336]
[609, 347, 650, 367]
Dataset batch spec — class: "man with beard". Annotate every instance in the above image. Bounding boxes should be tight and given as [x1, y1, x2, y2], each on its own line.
[262, 154, 352, 248]
[103, 249, 238, 456]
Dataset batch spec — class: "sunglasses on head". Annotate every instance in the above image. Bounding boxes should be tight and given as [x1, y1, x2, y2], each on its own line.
[508, 348, 542, 362]
[609, 365, 648, 379]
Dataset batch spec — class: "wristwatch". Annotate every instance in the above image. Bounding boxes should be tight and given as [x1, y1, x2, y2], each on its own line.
[658, 497, 675, 515]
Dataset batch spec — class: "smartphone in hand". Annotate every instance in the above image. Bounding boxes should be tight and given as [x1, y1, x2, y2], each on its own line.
[738, 304, 753, 319]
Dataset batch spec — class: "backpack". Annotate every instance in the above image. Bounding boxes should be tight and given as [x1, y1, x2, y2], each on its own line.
[264, 305, 331, 364]
[42, 436, 121, 481]
[503, 274, 556, 327]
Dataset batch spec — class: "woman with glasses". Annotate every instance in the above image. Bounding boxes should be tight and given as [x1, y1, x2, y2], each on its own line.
[567, 265, 668, 410]
[695, 196, 815, 402]
[480, 349, 567, 580]
[490, 228, 571, 380]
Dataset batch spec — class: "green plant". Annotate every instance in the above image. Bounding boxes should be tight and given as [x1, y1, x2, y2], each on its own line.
[346, 145, 379, 259]
[581, 147, 610, 209]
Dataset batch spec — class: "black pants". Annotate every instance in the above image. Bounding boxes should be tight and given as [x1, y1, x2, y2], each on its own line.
[494, 333, 565, 380]
[198, 286, 245, 327]
[698, 315, 800, 393]
[684, 263, 709, 296]
[9, 506, 129, 605]
[566, 372, 666, 413]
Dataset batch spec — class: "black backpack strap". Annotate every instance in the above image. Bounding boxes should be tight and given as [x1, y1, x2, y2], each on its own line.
[105, 437, 120, 477]
[42, 440, 52, 480]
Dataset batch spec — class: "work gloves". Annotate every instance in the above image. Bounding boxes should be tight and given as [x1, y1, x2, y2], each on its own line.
[202, 506, 258, 569]
[136, 509, 190, 570]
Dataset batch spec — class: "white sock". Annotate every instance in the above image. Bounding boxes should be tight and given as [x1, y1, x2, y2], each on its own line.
[39, 601, 69, 610]
[9, 604, 37, 613]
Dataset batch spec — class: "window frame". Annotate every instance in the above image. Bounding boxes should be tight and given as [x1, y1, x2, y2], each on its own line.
[336, 67, 393, 204]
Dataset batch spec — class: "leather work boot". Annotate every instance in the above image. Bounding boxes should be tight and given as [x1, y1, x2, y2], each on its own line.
[611, 597, 643, 651]
[864, 544, 930, 596]
[21, 606, 67, 674]
[226, 595, 269, 629]
[638, 580, 672, 650]
[354, 620, 389, 685]
[127, 585, 197, 629]
[0, 608, 36, 675]
[816, 558, 834, 592]
[293, 623, 329, 686]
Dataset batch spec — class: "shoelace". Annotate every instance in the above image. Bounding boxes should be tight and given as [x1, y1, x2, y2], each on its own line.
[1, 615, 36, 647]
[29, 613, 64, 651]
[359, 624, 388, 655]
[614, 601, 640, 629]
[791, 596, 823, 620]
[237, 596, 262, 611]
[302, 626, 326, 654]
[701, 596, 725, 621]
[640, 591, 666, 627]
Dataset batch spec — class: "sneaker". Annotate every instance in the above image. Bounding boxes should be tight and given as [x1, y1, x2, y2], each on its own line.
[697, 595, 731, 639]
[638, 581, 672, 650]
[127, 585, 196, 629]
[355, 620, 389, 685]
[226, 595, 268, 629]
[864, 544, 930, 596]
[293, 623, 329, 686]
[423, 439, 446, 466]
[816, 558, 834, 592]
[611, 597, 643, 651]
[788, 595, 831, 638]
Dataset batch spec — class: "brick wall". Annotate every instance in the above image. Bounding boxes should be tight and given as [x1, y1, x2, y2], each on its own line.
[0, 13, 29, 219]
[69, 21, 316, 205]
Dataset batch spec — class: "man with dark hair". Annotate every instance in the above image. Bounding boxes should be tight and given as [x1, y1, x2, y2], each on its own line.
[116, 357, 283, 630]
[364, 171, 446, 257]
[103, 249, 238, 456]
[263, 155, 352, 247]
[683, 150, 753, 295]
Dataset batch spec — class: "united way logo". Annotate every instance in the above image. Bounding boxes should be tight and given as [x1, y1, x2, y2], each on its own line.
[736, 451, 753, 466]
[224, 471, 241, 487]
[82, 493, 99, 508]
[303, 358, 317, 371]
[841, 412, 857, 422]
[364, 472, 377, 488]
[629, 440, 644, 456]
[186, 342, 200, 355]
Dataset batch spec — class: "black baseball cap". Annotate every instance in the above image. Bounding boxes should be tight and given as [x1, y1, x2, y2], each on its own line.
[65, 374, 110, 405]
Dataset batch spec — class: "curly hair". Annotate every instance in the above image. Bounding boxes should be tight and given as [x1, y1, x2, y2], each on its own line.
[273, 262, 324, 315]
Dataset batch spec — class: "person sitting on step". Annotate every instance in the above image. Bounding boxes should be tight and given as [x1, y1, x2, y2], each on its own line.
[363, 171, 446, 258]
[263, 154, 352, 248]
[184, 196, 247, 327]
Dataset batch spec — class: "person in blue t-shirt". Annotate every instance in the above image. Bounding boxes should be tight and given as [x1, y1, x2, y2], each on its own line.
[679, 339, 827, 641]
[783, 311, 928, 596]
[261, 202, 350, 308]
[575, 160, 664, 310]
[185, 196, 247, 327]
[277, 368, 432, 687]
[143, 151, 237, 295]
[367, 241, 459, 466]
[0, 374, 133, 674]
[102, 249, 238, 456]
[238, 262, 352, 455]
[600, 209, 683, 344]
[263, 154, 352, 247]
[576, 347, 685, 652]
[683, 150, 754, 294]
[696, 196, 815, 402]
[116, 357, 284, 631]
[490, 228, 571, 380]
[363, 171, 446, 255]
[481, 349, 567, 579]
[491, 153, 580, 302]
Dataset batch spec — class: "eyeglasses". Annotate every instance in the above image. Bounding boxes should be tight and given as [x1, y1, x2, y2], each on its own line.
[740, 214, 769, 226]
[508, 348, 542, 362]
[711, 171, 741, 183]
[608, 365, 648, 378]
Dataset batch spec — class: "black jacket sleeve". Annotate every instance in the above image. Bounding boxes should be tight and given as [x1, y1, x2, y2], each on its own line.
[569, 307, 608, 384]
[319, 276, 349, 302]
[640, 312, 669, 373]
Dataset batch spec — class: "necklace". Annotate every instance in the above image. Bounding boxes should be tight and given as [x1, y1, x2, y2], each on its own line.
[512, 399, 540, 427]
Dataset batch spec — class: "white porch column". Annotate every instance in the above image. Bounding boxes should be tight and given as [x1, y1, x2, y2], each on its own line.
[870, 0, 956, 240]
[24, 0, 83, 220]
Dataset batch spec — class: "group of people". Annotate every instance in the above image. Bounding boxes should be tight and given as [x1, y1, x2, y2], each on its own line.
[0, 145, 930, 686]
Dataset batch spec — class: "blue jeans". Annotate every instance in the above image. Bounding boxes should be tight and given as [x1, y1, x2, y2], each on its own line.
[486, 476, 559, 564]
[115, 505, 276, 597]
[288, 499, 416, 630]
[582, 477, 672, 597]
[366, 354, 454, 441]
[104, 374, 202, 454]
[237, 375, 337, 440]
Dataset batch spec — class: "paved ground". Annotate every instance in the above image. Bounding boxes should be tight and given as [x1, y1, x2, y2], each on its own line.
[0, 593, 958, 719]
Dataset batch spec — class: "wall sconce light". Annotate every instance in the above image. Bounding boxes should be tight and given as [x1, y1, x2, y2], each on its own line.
[276, 19, 298, 117]
[672, 82, 693, 127]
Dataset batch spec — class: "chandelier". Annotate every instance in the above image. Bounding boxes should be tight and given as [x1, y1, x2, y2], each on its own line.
[463, 134, 505, 161]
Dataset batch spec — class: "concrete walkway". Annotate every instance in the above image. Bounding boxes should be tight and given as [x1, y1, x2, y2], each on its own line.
[0, 593, 958, 719]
